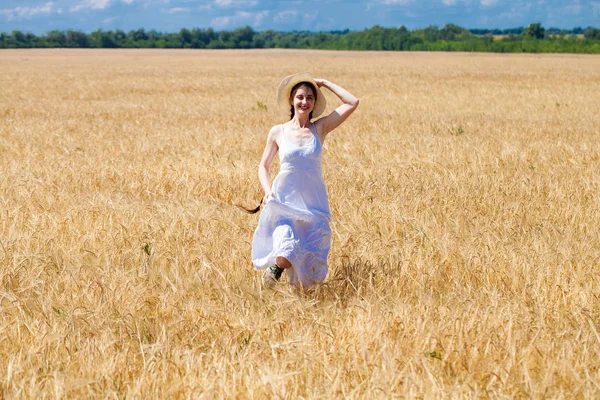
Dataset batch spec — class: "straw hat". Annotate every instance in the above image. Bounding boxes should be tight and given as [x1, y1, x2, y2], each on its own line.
[276, 72, 327, 118]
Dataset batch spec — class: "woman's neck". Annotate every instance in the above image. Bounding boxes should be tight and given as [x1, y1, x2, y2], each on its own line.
[291, 115, 311, 129]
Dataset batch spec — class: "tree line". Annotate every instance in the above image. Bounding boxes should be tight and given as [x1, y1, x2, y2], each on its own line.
[2, 23, 600, 53]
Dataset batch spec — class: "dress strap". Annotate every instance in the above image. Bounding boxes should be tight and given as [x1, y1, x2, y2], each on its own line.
[280, 123, 286, 143]
[311, 122, 321, 146]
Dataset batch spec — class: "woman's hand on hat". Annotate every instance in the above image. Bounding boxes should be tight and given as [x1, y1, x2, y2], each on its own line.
[313, 78, 326, 88]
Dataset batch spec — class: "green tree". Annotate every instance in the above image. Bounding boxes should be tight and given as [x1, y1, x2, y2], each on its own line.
[439, 24, 470, 41]
[66, 30, 90, 48]
[180, 28, 192, 47]
[232, 26, 255, 48]
[482, 33, 494, 45]
[190, 28, 216, 48]
[127, 28, 148, 47]
[524, 22, 546, 39]
[9, 30, 27, 48]
[46, 30, 66, 47]
[113, 30, 126, 47]
[218, 30, 235, 47]
[584, 28, 600, 40]
[423, 25, 439, 42]
[97, 31, 117, 48]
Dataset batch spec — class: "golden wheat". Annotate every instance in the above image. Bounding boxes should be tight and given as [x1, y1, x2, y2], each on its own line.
[1, 49, 599, 398]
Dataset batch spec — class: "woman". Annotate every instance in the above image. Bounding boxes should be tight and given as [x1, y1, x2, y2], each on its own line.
[251, 72, 359, 288]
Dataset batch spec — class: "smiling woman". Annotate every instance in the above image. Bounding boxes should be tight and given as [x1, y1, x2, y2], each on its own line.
[249, 71, 359, 289]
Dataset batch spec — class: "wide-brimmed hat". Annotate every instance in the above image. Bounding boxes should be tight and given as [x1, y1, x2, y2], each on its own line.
[276, 72, 327, 118]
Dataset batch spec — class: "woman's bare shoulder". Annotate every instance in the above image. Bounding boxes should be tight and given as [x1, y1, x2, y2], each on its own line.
[266, 124, 283, 142]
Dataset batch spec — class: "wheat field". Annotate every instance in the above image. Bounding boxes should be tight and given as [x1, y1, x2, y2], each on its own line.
[1, 49, 599, 398]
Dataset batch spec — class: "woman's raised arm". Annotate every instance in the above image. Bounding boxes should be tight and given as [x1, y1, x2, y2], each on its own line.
[314, 78, 359, 138]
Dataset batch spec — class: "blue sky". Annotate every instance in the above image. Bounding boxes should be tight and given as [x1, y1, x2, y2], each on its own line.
[1, 0, 599, 35]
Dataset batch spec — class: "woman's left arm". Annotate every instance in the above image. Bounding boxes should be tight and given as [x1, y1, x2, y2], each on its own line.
[314, 78, 360, 137]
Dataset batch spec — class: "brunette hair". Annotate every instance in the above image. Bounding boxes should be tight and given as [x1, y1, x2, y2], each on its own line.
[236, 198, 263, 214]
[289, 81, 317, 120]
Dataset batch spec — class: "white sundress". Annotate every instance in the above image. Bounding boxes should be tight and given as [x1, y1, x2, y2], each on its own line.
[251, 123, 332, 287]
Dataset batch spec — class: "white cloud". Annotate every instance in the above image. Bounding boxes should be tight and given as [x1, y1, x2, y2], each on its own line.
[70, 0, 142, 12]
[141, 0, 171, 8]
[302, 12, 317, 22]
[254, 10, 268, 25]
[275, 10, 316, 24]
[442, 0, 457, 5]
[166, 7, 190, 14]
[480, 0, 499, 6]
[214, 0, 258, 7]
[274, 10, 298, 22]
[211, 15, 230, 28]
[70, 0, 113, 12]
[211, 10, 267, 29]
[381, 0, 413, 4]
[1, 1, 58, 21]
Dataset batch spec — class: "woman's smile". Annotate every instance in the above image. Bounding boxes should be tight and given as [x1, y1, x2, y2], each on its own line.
[293, 87, 315, 114]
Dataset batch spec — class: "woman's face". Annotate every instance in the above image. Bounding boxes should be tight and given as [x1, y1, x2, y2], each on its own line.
[291, 85, 315, 116]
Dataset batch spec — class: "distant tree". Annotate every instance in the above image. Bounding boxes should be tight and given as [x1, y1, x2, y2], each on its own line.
[89, 30, 102, 48]
[439, 24, 470, 41]
[47, 30, 66, 47]
[66, 30, 89, 48]
[482, 33, 494, 44]
[96, 31, 117, 48]
[163, 33, 183, 48]
[524, 22, 545, 39]
[9, 31, 27, 47]
[146, 30, 161, 47]
[584, 27, 600, 40]
[278, 32, 299, 49]
[251, 35, 265, 48]
[114, 30, 126, 47]
[259, 30, 282, 48]
[232, 26, 255, 48]
[423, 25, 439, 42]
[1, 24, 600, 52]
[24, 32, 37, 47]
[12, 30, 25, 43]
[504, 27, 525, 35]
[191, 28, 216, 48]
[180, 28, 192, 47]
[128, 28, 148, 46]
[207, 39, 225, 49]
[218, 30, 234, 47]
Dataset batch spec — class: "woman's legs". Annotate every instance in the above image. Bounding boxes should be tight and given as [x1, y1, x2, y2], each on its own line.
[263, 225, 294, 288]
